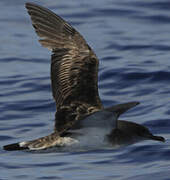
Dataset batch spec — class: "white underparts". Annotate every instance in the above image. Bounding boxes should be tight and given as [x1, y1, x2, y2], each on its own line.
[60, 137, 79, 146]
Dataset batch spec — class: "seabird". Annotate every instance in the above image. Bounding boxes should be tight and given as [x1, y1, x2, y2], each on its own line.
[3, 3, 165, 151]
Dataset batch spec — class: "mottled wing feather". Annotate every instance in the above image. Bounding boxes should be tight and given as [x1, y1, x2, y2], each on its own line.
[25, 3, 102, 110]
[3, 132, 78, 151]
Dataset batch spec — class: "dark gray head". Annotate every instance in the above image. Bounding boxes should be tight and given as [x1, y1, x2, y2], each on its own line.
[105, 102, 165, 146]
[108, 120, 165, 145]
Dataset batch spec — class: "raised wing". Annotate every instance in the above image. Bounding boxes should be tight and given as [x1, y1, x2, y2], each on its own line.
[25, 3, 102, 110]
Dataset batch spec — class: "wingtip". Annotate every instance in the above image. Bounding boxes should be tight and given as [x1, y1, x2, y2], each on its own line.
[135, 101, 140, 105]
[25, 2, 33, 11]
[25, 2, 35, 7]
[25, 2, 31, 8]
[127, 101, 140, 106]
[25, 2, 40, 10]
[106, 101, 140, 117]
[3, 143, 28, 151]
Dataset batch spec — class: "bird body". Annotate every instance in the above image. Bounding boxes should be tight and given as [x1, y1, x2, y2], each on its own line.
[3, 3, 165, 151]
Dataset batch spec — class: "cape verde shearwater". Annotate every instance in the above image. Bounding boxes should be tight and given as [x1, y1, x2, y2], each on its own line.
[3, 3, 165, 151]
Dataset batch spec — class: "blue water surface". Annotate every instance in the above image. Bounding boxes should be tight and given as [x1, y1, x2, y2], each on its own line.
[1, 0, 170, 179]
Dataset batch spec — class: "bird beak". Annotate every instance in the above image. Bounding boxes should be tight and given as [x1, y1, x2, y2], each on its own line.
[148, 135, 165, 142]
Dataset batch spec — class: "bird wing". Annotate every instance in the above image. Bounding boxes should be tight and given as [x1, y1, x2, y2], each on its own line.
[25, 3, 103, 132]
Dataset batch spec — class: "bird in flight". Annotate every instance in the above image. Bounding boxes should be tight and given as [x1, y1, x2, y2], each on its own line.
[3, 3, 165, 151]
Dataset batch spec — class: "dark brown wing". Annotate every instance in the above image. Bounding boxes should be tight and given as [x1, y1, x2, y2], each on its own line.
[25, 3, 103, 132]
[25, 3, 102, 109]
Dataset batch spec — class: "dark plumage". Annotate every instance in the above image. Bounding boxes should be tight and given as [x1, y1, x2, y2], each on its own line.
[3, 3, 165, 151]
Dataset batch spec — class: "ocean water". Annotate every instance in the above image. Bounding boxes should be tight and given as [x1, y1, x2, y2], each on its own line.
[1, 0, 170, 179]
